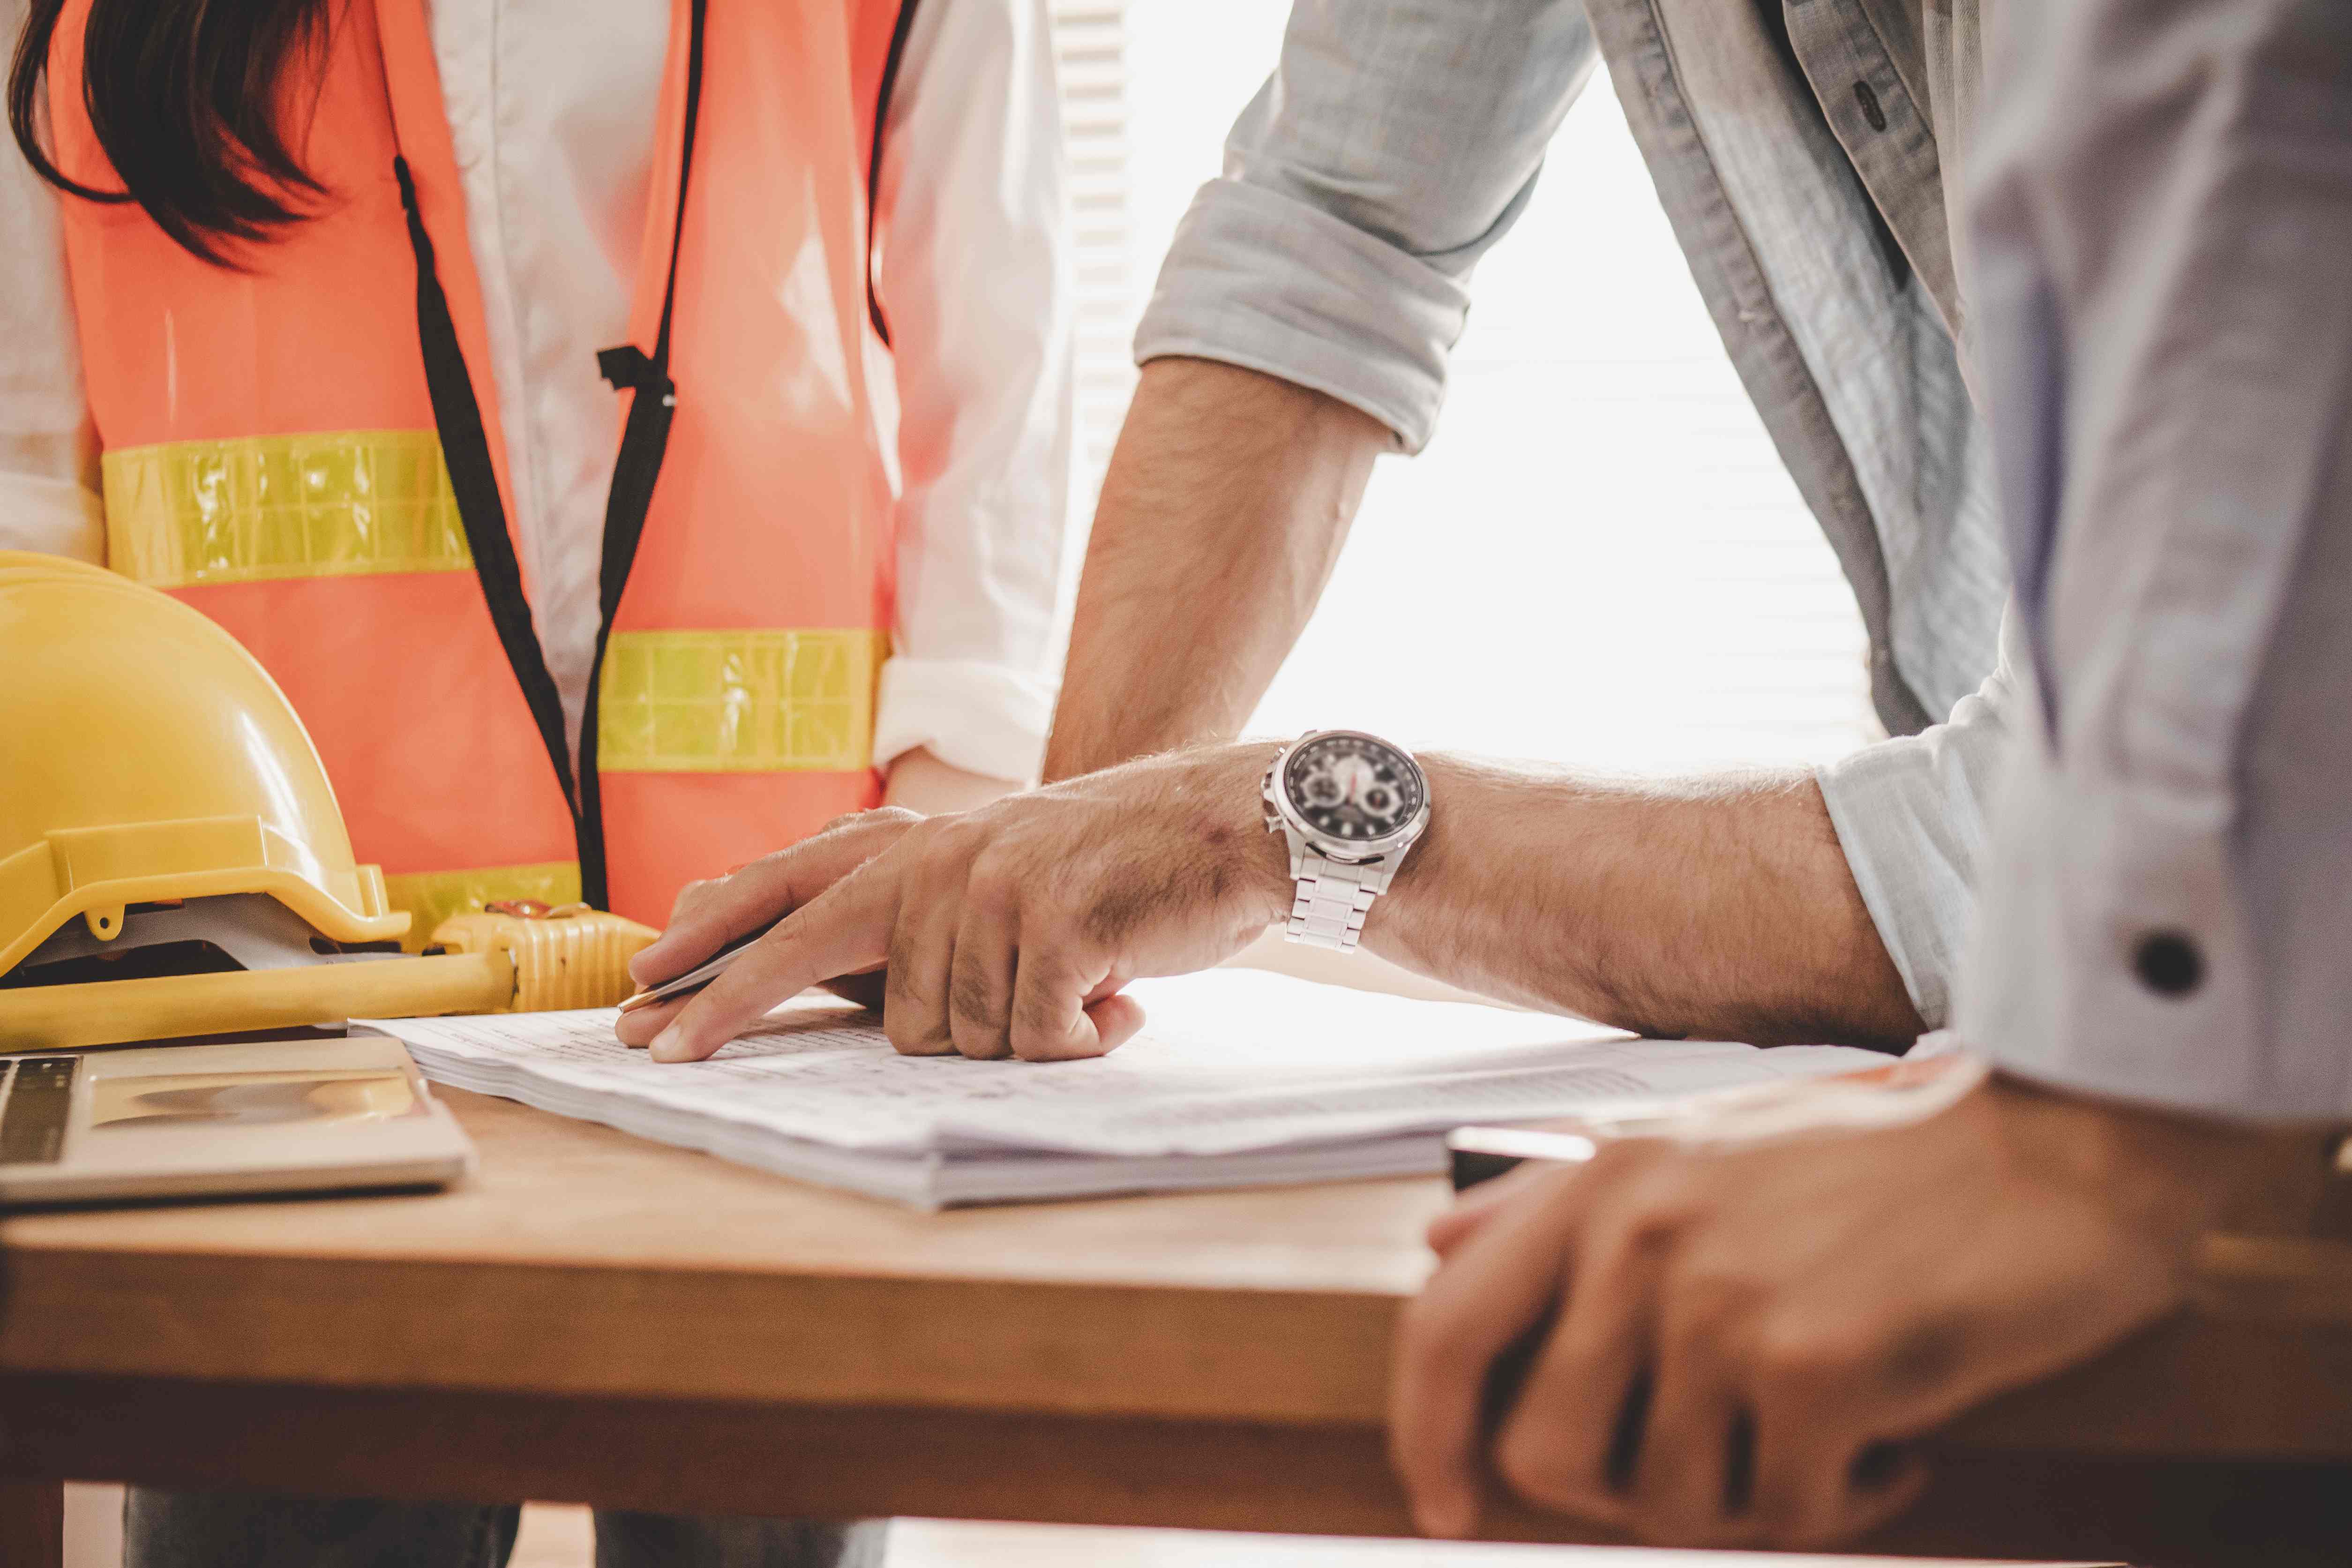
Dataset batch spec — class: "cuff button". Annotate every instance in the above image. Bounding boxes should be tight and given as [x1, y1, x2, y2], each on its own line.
[2133, 931, 2204, 998]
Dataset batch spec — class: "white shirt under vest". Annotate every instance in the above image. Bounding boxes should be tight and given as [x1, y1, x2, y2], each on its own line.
[0, 0, 1075, 785]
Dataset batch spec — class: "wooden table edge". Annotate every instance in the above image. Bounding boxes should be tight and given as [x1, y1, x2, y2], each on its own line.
[1, 1373, 2347, 1567]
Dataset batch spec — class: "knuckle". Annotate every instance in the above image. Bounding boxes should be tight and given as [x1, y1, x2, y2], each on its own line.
[1492, 1419, 1588, 1512]
[1588, 1136, 1669, 1183]
[888, 1034, 954, 1058]
[1609, 1195, 1695, 1263]
[666, 876, 723, 922]
[950, 1024, 1009, 1062]
[1879, 1313, 1968, 1395]
[1009, 988, 1068, 1043]
[1579, 1204, 1678, 1283]
[962, 846, 1024, 909]
[884, 1011, 951, 1054]
[1016, 910, 1079, 958]
[882, 983, 949, 1050]
[948, 964, 1001, 1028]
[732, 925, 796, 983]
[1630, 1505, 1756, 1553]
[1624, 1163, 1698, 1224]
[1660, 1260, 1759, 1349]
[912, 812, 989, 859]
[1773, 1495, 1861, 1553]
[1753, 1317, 1863, 1395]
[1036, 916, 1105, 975]
[883, 933, 927, 999]
[1394, 1298, 1492, 1395]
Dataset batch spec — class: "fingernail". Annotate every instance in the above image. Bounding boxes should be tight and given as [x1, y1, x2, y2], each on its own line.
[649, 1024, 690, 1063]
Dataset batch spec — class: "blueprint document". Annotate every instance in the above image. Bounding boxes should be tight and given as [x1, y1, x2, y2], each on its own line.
[367, 970, 1888, 1208]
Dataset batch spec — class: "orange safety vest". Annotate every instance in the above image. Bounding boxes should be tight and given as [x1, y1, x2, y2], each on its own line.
[45, 0, 910, 936]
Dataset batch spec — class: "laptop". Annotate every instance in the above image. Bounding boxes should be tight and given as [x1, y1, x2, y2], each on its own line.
[0, 1030, 474, 1206]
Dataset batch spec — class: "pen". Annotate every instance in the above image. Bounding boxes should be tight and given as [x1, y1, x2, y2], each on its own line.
[616, 919, 782, 1013]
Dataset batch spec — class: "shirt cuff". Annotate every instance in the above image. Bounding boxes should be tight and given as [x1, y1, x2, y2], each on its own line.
[0, 473, 104, 563]
[1815, 749, 1977, 1033]
[1815, 708, 2015, 1035]
[1956, 739, 2315, 1122]
[872, 658, 1057, 785]
[1133, 179, 1471, 454]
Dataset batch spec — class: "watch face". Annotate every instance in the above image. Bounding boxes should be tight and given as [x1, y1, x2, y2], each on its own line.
[1285, 733, 1423, 844]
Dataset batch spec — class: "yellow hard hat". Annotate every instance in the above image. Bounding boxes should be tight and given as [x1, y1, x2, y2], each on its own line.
[0, 550, 410, 978]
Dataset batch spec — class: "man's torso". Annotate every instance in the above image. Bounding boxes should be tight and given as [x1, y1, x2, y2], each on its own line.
[1587, 0, 2007, 732]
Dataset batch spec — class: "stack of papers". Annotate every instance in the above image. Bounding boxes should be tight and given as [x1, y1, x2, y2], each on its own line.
[367, 970, 1890, 1209]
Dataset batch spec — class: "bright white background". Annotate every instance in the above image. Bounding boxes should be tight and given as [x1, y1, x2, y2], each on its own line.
[1118, 0, 1874, 776]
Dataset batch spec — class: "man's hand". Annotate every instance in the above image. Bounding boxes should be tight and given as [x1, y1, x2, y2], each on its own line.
[614, 744, 1292, 1063]
[1390, 1075, 2310, 1549]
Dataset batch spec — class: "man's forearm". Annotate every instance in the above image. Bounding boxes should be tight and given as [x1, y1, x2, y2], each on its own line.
[1041, 359, 1389, 781]
[1367, 758, 1923, 1048]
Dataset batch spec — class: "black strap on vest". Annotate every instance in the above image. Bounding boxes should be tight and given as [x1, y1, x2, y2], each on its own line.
[575, 0, 710, 911]
[394, 156, 583, 833]
[864, 0, 921, 345]
[392, 1, 707, 910]
[397, 0, 905, 911]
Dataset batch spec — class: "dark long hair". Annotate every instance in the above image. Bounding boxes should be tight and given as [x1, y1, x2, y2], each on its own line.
[7, 0, 332, 266]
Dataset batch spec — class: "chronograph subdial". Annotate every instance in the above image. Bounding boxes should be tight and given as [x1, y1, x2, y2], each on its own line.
[1282, 732, 1424, 843]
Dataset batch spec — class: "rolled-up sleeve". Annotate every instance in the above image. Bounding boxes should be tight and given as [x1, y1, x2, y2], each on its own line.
[1818, 609, 2022, 1031]
[1134, 0, 1598, 453]
[1957, 0, 2352, 1121]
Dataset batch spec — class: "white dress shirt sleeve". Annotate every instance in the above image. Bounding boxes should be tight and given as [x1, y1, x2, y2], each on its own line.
[1816, 608, 2023, 1031]
[0, 1, 104, 566]
[1133, 1, 1598, 453]
[867, 0, 1074, 786]
[1959, 0, 2352, 1122]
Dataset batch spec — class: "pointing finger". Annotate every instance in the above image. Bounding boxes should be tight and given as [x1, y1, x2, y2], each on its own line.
[629, 809, 918, 988]
[649, 860, 901, 1063]
[614, 990, 691, 1049]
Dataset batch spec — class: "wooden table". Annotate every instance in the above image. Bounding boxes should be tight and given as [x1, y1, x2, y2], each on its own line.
[1, 1088, 2348, 1566]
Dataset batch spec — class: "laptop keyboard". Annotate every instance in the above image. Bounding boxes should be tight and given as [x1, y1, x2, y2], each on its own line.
[0, 1057, 78, 1165]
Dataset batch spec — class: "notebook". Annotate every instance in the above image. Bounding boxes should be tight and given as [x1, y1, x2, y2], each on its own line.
[366, 969, 1888, 1209]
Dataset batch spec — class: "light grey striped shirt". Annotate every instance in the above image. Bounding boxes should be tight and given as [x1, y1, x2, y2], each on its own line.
[1961, 0, 2352, 1121]
[1136, 0, 2010, 1028]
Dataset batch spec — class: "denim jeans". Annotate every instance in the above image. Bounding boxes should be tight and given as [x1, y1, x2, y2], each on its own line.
[122, 1488, 887, 1568]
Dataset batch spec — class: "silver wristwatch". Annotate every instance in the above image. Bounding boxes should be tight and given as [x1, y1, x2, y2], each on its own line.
[1261, 729, 1431, 953]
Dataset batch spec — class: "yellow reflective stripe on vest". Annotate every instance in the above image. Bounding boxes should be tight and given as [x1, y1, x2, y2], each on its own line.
[102, 430, 472, 590]
[381, 860, 583, 954]
[598, 629, 886, 773]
